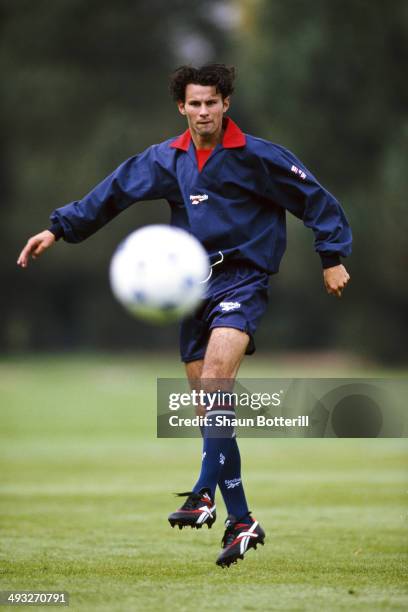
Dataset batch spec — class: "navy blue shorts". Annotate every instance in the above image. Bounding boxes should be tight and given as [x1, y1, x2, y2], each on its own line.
[179, 265, 269, 363]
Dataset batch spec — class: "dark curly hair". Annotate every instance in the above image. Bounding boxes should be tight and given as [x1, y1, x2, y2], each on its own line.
[169, 63, 236, 102]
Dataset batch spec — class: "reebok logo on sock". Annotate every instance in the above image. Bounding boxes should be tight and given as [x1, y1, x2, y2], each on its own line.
[225, 477, 242, 489]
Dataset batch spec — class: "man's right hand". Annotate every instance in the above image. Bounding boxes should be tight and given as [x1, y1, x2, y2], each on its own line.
[17, 230, 56, 268]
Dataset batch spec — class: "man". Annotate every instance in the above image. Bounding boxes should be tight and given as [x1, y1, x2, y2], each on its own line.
[18, 64, 351, 568]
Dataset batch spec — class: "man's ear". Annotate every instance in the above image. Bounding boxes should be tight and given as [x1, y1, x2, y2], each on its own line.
[177, 101, 186, 116]
[223, 96, 230, 113]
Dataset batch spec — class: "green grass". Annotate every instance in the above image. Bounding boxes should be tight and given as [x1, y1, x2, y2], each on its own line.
[0, 354, 407, 610]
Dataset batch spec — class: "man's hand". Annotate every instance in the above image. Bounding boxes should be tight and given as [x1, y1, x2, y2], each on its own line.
[323, 264, 350, 298]
[17, 230, 56, 268]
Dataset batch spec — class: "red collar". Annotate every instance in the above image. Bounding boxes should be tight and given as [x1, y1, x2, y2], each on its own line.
[170, 117, 246, 151]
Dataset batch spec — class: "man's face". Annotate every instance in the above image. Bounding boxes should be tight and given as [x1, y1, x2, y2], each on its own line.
[177, 84, 230, 141]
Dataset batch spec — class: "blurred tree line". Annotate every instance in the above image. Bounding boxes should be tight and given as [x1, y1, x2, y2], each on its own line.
[1, 0, 407, 362]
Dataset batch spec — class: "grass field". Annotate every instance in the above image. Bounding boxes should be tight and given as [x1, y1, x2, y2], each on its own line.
[0, 354, 407, 610]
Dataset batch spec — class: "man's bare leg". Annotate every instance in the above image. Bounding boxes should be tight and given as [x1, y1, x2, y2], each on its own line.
[191, 327, 249, 501]
[185, 328, 249, 416]
[201, 327, 249, 380]
[184, 329, 248, 503]
[170, 327, 265, 565]
[185, 327, 248, 500]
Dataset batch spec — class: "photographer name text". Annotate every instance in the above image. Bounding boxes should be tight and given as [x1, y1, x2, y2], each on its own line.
[168, 415, 309, 428]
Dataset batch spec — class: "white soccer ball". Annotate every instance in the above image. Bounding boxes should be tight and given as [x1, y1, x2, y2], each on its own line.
[109, 225, 210, 323]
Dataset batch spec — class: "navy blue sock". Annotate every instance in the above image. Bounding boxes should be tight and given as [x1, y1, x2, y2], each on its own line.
[193, 416, 234, 499]
[193, 400, 235, 498]
[218, 436, 250, 520]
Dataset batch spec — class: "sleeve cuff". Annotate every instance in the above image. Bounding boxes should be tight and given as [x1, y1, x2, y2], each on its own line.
[319, 252, 341, 269]
[48, 222, 64, 241]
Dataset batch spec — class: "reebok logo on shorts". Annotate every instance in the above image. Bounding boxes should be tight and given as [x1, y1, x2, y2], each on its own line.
[219, 301, 241, 312]
[190, 194, 208, 205]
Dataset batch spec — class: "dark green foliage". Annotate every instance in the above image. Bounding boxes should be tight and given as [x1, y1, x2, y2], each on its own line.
[236, 0, 408, 362]
[1, 0, 228, 352]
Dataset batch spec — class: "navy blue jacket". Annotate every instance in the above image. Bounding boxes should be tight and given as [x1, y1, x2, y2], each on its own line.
[49, 118, 352, 273]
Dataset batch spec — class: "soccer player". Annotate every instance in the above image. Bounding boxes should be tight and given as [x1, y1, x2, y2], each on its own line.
[17, 64, 351, 567]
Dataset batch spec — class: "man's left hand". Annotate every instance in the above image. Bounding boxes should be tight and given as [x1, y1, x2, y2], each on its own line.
[323, 264, 350, 298]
